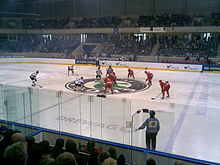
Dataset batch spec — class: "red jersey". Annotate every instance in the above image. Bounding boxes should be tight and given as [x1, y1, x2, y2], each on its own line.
[164, 81, 170, 91]
[128, 69, 134, 74]
[104, 77, 112, 84]
[110, 72, 116, 76]
[160, 81, 170, 98]
[159, 80, 165, 89]
[109, 72, 116, 82]
[147, 72, 153, 79]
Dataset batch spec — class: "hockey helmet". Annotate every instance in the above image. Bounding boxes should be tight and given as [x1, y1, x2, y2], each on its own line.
[36, 71, 39, 74]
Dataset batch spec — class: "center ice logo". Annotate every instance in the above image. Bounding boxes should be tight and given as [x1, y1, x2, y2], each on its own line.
[65, 78, 150, 94]
[93, 80, 131, 90]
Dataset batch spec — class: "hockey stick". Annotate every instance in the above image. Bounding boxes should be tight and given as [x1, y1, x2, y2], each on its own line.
[31, 83, 43, 88]
[37, 84, 43, 88]
[151, 93, 161, 100]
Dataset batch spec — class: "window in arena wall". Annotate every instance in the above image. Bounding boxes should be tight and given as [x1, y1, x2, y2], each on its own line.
[134, 33, 146, 42]
[81, 34, 88, 43]
[42, 34, 52, 43]
[203, 33, 211, 41]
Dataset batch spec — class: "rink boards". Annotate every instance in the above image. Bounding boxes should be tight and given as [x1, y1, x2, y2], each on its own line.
[0, 57, 203, 72]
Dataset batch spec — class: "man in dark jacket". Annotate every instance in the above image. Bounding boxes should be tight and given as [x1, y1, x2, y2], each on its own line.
[137, 110, 160, 150]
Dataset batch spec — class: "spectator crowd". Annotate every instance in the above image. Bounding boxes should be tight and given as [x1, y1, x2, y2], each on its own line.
[0, 126, 130, 165]
[100, 34, 220, 64]
[0, 34, 80, 56]
[1, 33, 219, 64]
[137, 14, 192, 27]
[101, 35, 156, 57]
[158, 34, 220, 64]
[0, 123, 188, 165]
[1, 13, 220, 30]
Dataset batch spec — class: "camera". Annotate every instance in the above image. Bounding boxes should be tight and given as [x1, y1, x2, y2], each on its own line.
[97, 94, 106, 98]
[142, 109, 149, 113]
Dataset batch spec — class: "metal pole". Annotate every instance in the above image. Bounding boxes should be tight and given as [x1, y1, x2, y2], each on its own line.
[28, 87, 33, 126]
[22, 92, 27, 135]
[130, 110, 141, 164]
[56, 91, 63, 136]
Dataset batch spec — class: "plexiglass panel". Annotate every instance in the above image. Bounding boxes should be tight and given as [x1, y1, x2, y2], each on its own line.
[0, 85, 40, 126]
[36, 89, 60, 131]
[24, 87, 40, 126]
[100, 97, 131, 144]
[58, 92, 82, 135]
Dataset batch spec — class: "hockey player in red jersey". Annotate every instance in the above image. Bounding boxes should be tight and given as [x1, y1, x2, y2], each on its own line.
[145, 71, 153, 85]
[159, 80, 164, 92]
[109, 71, 117, 84]
[159, 80, 170, 99]
[159, 80, 165, 98]
[127, 68, 135, 79]
[104, 77, 113, 94]
[163, 81, 170, 98]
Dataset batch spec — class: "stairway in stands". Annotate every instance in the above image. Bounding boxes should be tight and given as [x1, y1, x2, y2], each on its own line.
[150, 43, 160, 56]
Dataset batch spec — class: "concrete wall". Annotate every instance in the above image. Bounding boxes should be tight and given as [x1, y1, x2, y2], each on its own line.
[1, 26, 220, 34]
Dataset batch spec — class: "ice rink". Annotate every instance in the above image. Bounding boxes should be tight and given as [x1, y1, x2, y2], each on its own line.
[0, 60, 220, 164]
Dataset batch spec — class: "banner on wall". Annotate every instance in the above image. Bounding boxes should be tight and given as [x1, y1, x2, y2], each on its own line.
[165, 64, 202, 71]
[0, 58, 203, 72]
[75, 59, 97, 65]
[203, 64, 220, 72]
[140, 27, 152, 33]
[99, 60, 203, 71]
[140, 27, 166, 33]
[100, 61, 128, 67]
[152, 27, 166, 32]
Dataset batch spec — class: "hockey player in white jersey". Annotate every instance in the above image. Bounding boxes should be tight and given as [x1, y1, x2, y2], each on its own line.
[96, 66, 103, 80]
[68, 65, 74, 76]
[73, 77, 85, 91]
[30, 71, 39, 86]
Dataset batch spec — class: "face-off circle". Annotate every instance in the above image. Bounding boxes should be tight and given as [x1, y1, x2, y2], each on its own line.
[65, 78, 150, 94]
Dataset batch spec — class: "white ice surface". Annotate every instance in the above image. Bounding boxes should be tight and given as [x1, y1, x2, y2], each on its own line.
[0, 62, 220, 164]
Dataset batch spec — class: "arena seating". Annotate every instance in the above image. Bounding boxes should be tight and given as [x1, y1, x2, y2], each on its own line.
[1, 13, 220, 30]
[158, 35, 219, 64]
[0, 34, 80, 58]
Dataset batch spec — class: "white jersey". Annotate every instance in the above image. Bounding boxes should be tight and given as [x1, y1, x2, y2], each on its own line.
[30, 72, 37, 78]
[75, 78, 84, 85]
[96, 69, 102, 76]
[68, 65, 74, 71]
[70, 65, 74, 70]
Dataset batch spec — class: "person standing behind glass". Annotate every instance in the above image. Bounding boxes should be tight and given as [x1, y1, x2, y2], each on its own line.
[137, 110, 160, 150]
